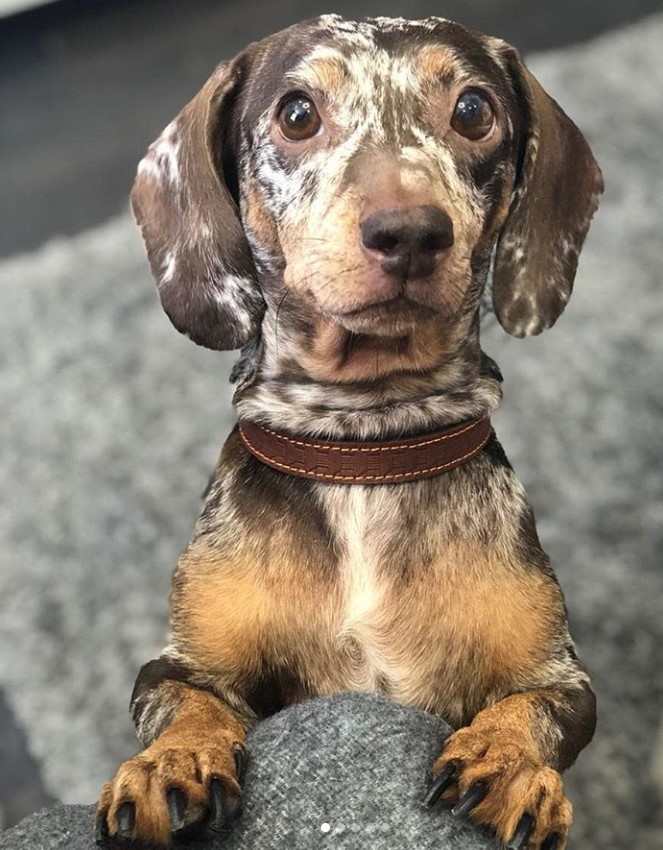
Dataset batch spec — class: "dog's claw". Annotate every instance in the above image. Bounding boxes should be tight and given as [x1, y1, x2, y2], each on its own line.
[451, 782, 488, 818]
[167, 787, 187, 831]
[233, 745, 248, 780]
[208, 777, 228, 832]
[94, 811, 109, 846]
[423, 763, 457, 807]
[508, 813, 535, 849]
[116, 801, 135, 839]
[542, 833, 562, 850]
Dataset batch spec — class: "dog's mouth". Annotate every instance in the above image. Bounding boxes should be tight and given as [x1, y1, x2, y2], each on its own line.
[328, 295, 435, 336]
[303, 293, 447, 382]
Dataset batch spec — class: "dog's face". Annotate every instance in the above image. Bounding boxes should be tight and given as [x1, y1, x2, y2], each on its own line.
[132, 15, 602, 383]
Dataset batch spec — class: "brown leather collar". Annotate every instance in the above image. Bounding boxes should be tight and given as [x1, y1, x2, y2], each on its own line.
[238, 417, 493, 485]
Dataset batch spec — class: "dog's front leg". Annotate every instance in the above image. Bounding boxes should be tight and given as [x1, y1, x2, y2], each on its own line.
[426, 680, 596, 850]
[96, 658, 250, 847]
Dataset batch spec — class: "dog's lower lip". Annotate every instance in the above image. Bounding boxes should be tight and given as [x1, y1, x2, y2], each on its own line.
[340, 296, 429, 317]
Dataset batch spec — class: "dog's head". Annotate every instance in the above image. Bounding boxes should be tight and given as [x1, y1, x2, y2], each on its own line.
[132, 15, 602, 383]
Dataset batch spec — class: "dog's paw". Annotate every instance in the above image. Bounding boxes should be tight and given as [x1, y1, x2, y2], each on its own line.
[96, 737, 247, 847]
[424, 727, 572, 849]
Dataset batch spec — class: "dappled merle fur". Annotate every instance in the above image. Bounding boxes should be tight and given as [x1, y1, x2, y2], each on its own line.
[98, 15, 603, 850]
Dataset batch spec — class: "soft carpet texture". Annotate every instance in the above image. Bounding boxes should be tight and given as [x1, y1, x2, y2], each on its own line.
[0, 12, 662, 850]
[2, 694, 498, 850]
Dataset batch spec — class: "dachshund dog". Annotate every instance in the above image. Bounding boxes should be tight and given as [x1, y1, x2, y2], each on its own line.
[97, 14, 602, 850]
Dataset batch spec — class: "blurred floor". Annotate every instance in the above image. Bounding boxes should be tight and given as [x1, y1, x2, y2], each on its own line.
[1, 0, 663, 257]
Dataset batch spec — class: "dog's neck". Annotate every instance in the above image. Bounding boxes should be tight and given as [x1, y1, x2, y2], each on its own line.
[232, 319, 502, 441]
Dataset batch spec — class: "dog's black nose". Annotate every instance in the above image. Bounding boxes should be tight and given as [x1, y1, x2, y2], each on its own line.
[360, 205, 454, 279]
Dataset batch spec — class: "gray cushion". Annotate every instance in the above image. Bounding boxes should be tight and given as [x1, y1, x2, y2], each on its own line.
[3, 693, 496, 849]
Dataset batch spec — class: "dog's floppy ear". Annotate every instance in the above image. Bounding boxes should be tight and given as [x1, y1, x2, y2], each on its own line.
[131, 52, 264, 350]
[492, 48, 603, 337]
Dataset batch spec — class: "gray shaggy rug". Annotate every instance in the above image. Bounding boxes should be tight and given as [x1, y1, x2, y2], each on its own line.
[0, 12, 662, 850]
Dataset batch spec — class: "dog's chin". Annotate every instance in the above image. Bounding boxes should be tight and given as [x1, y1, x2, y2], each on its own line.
[328, 296, 434, 337]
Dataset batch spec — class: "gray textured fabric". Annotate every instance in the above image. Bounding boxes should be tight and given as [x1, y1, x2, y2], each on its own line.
[1, 12, 663, 850]
[2, 694, 496, 850]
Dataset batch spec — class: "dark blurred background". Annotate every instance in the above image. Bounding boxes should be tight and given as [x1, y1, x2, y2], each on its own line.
[1, 1, 662, 847]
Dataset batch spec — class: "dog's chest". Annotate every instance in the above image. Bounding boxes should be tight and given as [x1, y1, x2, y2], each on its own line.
[182, 459, 557, 723]
[312, 478, 555, 720]
[328, 487, 394, 672]
[318, 486, 428, 694]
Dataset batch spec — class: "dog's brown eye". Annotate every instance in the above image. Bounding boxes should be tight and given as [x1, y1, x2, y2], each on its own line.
[451, 90, 495, 140]
[278, 94, 322, 141]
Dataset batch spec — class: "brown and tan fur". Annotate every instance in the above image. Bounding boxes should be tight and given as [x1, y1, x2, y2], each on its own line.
[97, 14, 602, 850]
